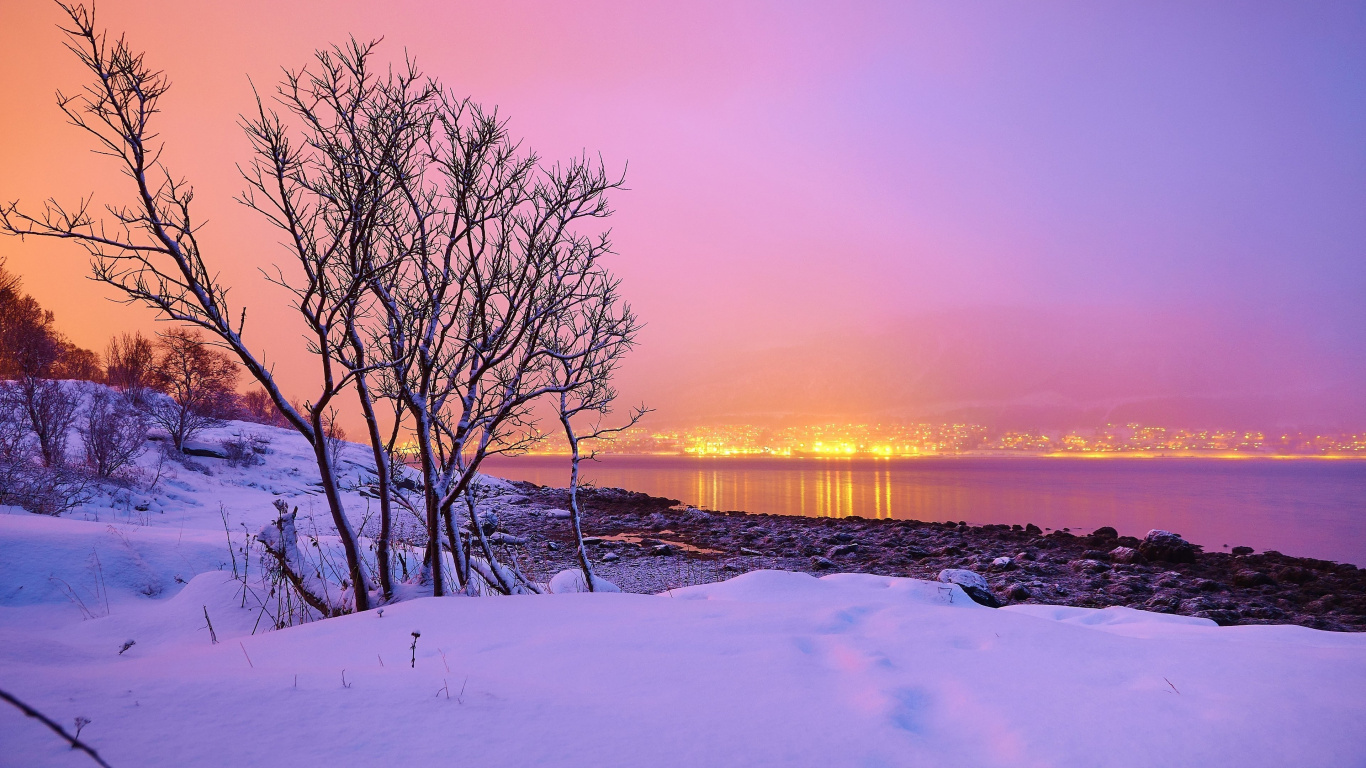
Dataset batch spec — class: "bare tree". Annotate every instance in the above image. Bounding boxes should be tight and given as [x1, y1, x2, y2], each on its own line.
[0, 257, 19, 295]
[236, 37, 438, 603]
[0, 278, 62, 382]
[105, 330, 155, 401]
[0, 382, 90, 514]
[548, 276, 644, 591]
[0, 382, 37, 500]
[21, 378, 79, 468]
[2, 4, 640, 607]
[81, 384, 147, 477]
[0, 259, 102, 386]
[239, 387, 288, 427]
[149, 328, 236, 451]
[51, 343, 103, 381]
[367, 91, 628, 595]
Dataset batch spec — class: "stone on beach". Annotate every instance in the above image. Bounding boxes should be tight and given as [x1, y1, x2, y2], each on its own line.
[937, 568, 1000, 607]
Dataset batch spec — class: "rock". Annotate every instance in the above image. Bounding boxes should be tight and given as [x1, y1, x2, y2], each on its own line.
[1143, 594, 1181, 612]
[1241, 604, 1287, 621]
[1082, 549, 1112, 561]
[476, 510, 499, 534]
[1193, 608, 1240, 626]
[1090, 526, 1119, 539]
[990, 556, 1015, 571]
[182, 442, 228, 459]
[903, 547, 931, 560]
[937, 569, 1000, 608]
[1069, 558, 1110, 574]
[1179, 597, 1216, 614]
[487, 532, 526, 546]
[1232, 570, 1275, 587]
[546, 542, 560, 551]
[1273, 566, 1315, 584]
[1195, 578, 1221, 592]
[1306, 595, 1338, 612]
[545, 509, 572, 520]
[833, 532, 855, 543]
[1138, 529, 1200, 564]
[1024, 523, 1042, 535]
[1006, 583, 1032, 601]
[740, 547, 762, 556]
[601, 552, 619, 562]
[651, 544, 675, 556]
[1108, 546, 1144, 564]
[1156, 571, 1183, 588]
[810, 556, 836, 570]
[827, 543, 858, 558]
[548, 569, 621, 594]
[1231, 546, 1254, 556]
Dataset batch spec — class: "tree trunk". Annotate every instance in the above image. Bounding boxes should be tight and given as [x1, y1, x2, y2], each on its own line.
[309, 409, 370, 612]
[354, 371, 393, 600]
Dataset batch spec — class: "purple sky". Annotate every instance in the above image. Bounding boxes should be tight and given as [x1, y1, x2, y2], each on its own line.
[3, 1, 1363, 429]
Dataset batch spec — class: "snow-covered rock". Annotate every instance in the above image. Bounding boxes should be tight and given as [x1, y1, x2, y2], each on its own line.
[548, 568, 621, 594]
[1140, 529, 1200, 563]
[937, 568, 1000, 607]
[1110, 545, 1144, 564]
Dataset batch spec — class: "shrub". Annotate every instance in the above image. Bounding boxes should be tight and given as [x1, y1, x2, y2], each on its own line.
[239, 388, 289, 427]
[0, 382, 90, 514]
[4, 377, 79, 468]
[81, 387, 148, 477]
[223, 432, 269, 467]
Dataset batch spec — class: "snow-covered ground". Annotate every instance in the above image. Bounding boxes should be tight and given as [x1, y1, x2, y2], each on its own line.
[3, 409, 1366, 766]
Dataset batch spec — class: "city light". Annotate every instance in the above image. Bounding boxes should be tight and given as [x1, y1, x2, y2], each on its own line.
[523, 422, 1366, 458]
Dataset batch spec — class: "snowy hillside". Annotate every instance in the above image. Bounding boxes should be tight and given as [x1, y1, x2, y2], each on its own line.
[3, 407, 1366, 766]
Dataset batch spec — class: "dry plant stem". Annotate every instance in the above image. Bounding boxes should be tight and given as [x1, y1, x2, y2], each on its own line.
[202, 605, 218, 644]
[0, 687, 114, 768]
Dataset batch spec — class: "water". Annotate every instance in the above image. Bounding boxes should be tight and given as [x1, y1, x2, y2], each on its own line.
[480, 455, 1366, 566]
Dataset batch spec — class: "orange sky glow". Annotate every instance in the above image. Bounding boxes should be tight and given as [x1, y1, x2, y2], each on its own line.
[3, 1, 1363, 434]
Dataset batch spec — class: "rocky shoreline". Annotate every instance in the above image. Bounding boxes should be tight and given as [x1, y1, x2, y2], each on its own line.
[483, 481, 1366, 632]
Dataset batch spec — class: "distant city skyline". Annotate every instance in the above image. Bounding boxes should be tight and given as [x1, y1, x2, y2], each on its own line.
[524, 421, 1366, 458]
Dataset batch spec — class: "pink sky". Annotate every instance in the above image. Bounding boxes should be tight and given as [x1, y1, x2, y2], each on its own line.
[2, 1, 1363, 430]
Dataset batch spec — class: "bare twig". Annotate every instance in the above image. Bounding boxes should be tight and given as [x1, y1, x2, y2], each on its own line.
[0, 687, 114, 768]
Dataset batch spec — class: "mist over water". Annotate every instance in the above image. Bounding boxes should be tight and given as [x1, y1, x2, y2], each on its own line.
[483, 455, 1366, 566]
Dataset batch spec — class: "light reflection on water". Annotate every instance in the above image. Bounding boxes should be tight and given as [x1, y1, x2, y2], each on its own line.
[480, 455, 1366, 566]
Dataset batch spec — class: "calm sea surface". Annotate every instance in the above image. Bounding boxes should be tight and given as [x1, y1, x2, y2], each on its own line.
[480, 455, 1366, 566]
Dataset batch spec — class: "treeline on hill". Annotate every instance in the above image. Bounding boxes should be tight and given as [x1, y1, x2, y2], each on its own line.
[0, 257, 290, 513]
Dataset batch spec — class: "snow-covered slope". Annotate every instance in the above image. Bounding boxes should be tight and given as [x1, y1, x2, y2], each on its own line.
[2, 565, 1365, 767]
[2, 403, 1365, 767]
